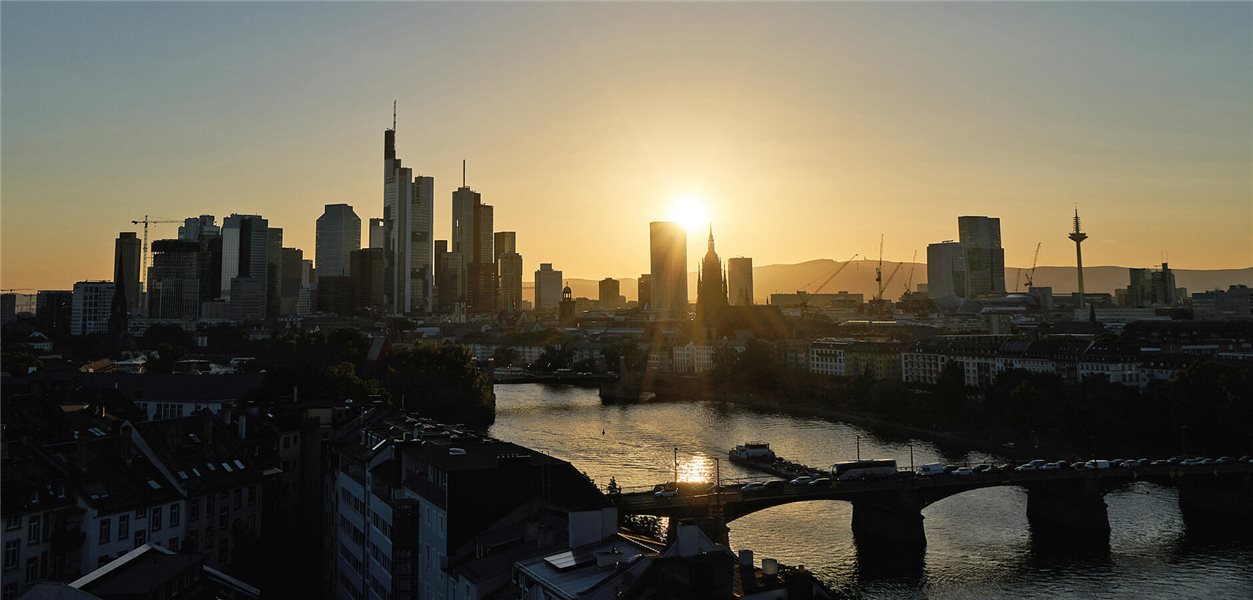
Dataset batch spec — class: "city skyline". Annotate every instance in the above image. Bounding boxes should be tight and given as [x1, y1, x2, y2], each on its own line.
[4, 2, 1252, 291]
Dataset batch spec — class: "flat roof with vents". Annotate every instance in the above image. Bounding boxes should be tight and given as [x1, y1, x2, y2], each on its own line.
[543, 550, 595, 571]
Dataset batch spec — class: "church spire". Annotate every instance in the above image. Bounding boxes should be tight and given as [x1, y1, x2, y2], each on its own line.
[708, 224, 715, 252]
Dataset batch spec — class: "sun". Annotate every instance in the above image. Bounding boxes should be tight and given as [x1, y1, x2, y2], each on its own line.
[668, 195, 710, 232]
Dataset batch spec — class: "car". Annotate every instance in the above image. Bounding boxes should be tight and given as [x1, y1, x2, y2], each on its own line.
[808, 477, 832, 487]
[654, 488, 679, 498]
[1201, 458, 1219, 465]
[1238, 456, 1250, 463]
[741, 482, 765, 492]
[1085, 460, 1110, 470]
[943, 465, 962, 474]
[1071, 461, 1087, 469]
[789, 476, 813, 486]
[952, 467, 973, 476]
[1217, 456, 1236, 464]
[1014, 464, 1037, 472]
[1120, 460, 1140, 468]
[1166, 456, 1184, 464]
[917, 463, 946, 477]
[1040, 462, 1061, 471]
[1028, 459, 1048, 468]
[1110, 459, 1126, 467]
[996, 463, 1014, 471]
[763, 480, 786, 489]
[1150, 460, 1167, 466]
[973, 464, 993, 473]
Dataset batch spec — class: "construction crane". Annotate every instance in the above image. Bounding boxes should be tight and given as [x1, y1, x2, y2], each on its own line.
[798, 253, 859, 320]
[876, 261, 903, 302]
[873, 235, 904, 302]
[902, 250, 918, 298]
[130, 216, 181, 286]
[1024, 242, 1042, 290]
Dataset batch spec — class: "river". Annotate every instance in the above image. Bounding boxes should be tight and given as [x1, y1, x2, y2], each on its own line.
[488, 384, 1253, 598]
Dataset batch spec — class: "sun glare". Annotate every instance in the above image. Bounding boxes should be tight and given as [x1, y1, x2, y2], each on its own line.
[668, 195, 710, 232]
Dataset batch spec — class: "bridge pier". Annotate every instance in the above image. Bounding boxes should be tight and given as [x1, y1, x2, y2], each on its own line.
[1024, 478, 1109, 543]
[851, 490, 926, 549]
[1177, 472, 1253, 537]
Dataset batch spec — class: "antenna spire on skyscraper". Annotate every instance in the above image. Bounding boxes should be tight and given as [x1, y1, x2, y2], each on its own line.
[463, 159, 466, 187]
[393, 100, 397, 131]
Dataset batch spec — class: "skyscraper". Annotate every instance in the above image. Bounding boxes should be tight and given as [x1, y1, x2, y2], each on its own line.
[599, 278, 622, 308]
[534, 263, 563, 315]
[219, 214, 269, 320]
[351, 248, 386, 312]
[727, 257, 754, 306]
[113, 232, 142, 314]
[958, 216, 1006, 297]
[280, 247, 304, 315]
[452, 166, 496, 313]
[649, 222, 688, 318]
[495, 232, 522, 314]
[637, 274, 652, 310]
[369, 218, 385, 250]
[35, 290, 73, 339]
[147, 239, 201, 320]
[316, 204, 361, 277]
[266, 228, 284, 318]
[70, 281, 114, 336]
[382, 113, 435, 315]
[178, 215, 220, 242]
[926, 241, 967, 299]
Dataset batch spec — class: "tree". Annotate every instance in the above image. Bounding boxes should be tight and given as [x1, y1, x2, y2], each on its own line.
[2, 352, 41, 375]
[932, 360, 968, 427]
[492, 346, 520, 368]
[383, 345, 496, 427]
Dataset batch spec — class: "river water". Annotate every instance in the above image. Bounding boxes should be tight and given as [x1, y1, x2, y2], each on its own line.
[488, 384, 1253, 598]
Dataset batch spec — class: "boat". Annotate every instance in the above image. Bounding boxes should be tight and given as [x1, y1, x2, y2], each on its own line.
[729, 442, 777, 461]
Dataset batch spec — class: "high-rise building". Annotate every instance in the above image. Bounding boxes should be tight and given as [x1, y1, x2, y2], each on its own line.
[177, 215, 220, 242]
[368, 218, 385, 250]
[218, 214, 269, 321]
[696, 226, 728, 319]
[71, 281, 114, 336]
[35, 290, 73, 339]
[534, 263, 563, 314]
[1126, 268, 1153, 307]
[494, 231, 522, 314]
[599, 278, 622, 308]
[926, 241, 967, 299]
[1151, 263, 1178, 306]
[266, 228, 284, 318]
[649, 222, 688, 318]
[453, 170, 497, 313]
[1, 293, 16, 325]
[114, 232, 142, 314]
[957, 216, 1006, 297]
[382, 118, 435, 315]
[316, 204, 361, 277]
[350, 248, 386, 312]
[728, 257, 754, 306]
[637, 274, 652, 310]
[280, 248, 304, 315]
[494, 232, 516, 259]
[1068, 209, 1089, 309]
[147, 240, 201, 320]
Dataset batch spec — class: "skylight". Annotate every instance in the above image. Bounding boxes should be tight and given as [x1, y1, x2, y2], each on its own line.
[147, 480, 161, 490]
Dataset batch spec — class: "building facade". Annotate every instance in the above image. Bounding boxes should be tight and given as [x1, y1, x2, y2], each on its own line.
[649, 221, 688, 318]
[533, 264, 563, 315]
[70, 281, 114, 336]
[317, 204, 362, 278]
[727, 257, 754, 306]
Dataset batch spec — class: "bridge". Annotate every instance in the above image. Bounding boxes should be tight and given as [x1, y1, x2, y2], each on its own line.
[614, 462, 1253, 548]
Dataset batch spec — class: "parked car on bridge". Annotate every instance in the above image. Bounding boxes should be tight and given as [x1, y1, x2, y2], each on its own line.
[763, 480, 786, 490]
[809, 477, 832, 487]
[1217, 456, 1236, 464]
[1040, 462, 1061, 471]
[1085, 460, 1110, 469]
[972, 464, 993, 473]
[1027, 459, 1048, 468]
[917, 463, 946, 476]
[1150, 460, 1167, 466]
[1071, 461, 1087, 469]
[655, 488, 679, 498]
[1015, 464, 1038, 472]
[741, 482, 765, 492]
[952, 467, 973, 476]
[789, 476, 813, 486]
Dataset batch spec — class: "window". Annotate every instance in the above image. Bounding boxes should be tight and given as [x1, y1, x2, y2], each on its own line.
[151, 507, 162, 532]
[189, 498, 199, 521]
[247, 486, 256, 507]
[133, 529, 146, 549]
[25, 557, 38, 583]
[118, 515, 129, 539]
[169, 504, 180, 528]
[99, 518, 111, 544]
[218, 507, 228, 529]
[4, 539, 18, 570]
[233, 489, 241, 510]
[136, 508, 146, 520]
[5, 515, 19, 531]
[27, 515, 40, 545]
[168, 537, 179, 551]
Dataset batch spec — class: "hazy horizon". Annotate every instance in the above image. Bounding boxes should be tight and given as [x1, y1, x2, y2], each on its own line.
[4, 2, 1251, 290]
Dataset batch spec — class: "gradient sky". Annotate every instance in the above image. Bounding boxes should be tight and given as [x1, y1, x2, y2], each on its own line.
[3, 2, 1251, 291]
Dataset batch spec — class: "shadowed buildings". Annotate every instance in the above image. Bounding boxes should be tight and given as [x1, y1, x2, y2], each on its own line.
[383, 116, 435, 315]
[113, 232, 142, 314]
[728, 257, 754, 306]
[453, 166, 497, 314]
[315, 204, 361, 278]
[496, 232, 523, 314]
[534, 263, 563, 315]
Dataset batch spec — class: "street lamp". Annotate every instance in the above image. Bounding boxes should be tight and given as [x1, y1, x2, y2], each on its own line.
[855, 436, 861, 461]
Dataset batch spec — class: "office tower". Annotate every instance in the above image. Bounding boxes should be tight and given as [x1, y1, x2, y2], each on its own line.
[638, 274, 652, 309]
[494, 232, 516, 259]
[280, 248, 304, 315]
[266, 228, 284, 318]
[926, 242, 967, 299]
[177, 215, 220, 242]
[497, 251, 524, 314]
[599, 278, 621, 308]
[382, 115, 435, 315]
[147, 240, 201, 320]
[114, 232, 142, 314]
[316, 204, 361, 277]
[1151, 263, 1177, 306]
[35, 290, 73, 339]
[219, 214, 269, 321]
[534, 263, 563, 314]
[649, 222, 688, 317]
[696, 226, 729, 319]
[452, 167, 496, 313]
[728, 257, 754, 306]
[368, 218, 385, 249]
[1068, 209, 1089, 309]
[1127, 268, 1152, 307]
[350, 248, 386, 311]
[958, 216, 1006, 297]
[71, 281, 114, 335]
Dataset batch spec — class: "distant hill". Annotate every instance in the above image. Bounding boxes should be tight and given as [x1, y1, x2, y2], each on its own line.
[532, 261, 1253, 305]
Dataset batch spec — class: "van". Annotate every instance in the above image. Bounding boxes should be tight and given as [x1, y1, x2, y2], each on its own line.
[1085, 460, 1110, 470]
[917, 463, 946, 476]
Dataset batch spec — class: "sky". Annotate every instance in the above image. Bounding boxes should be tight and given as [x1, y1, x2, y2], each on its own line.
[3, 2, 1251, 291]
